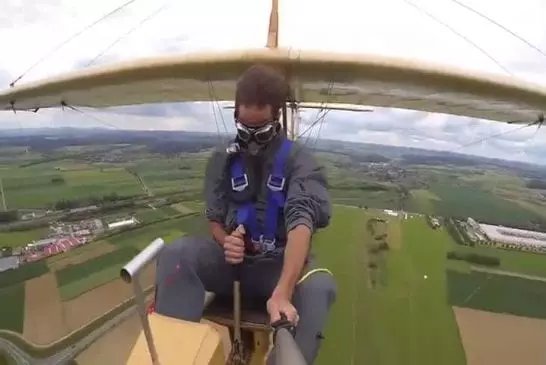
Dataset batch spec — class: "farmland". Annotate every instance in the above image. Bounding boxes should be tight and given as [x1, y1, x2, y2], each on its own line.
[315, 208, 466, 365]
[2, 129, 546, 363]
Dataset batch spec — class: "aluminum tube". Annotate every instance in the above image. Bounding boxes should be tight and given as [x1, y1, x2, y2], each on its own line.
[133, 279, 160, 365]
[120, 238, 164, 283]
[275, 328, 307, 365]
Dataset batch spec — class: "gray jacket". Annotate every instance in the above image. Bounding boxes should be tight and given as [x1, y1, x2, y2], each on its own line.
[204, 135, 331, 244]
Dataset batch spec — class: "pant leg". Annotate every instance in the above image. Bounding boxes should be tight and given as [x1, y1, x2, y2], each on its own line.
[154, 235, 233, 322]
[290, 271, 337, 364]
[246, 258, 337, 365]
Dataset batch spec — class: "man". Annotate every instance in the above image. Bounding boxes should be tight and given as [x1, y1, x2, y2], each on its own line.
[154, 65, 336, 364]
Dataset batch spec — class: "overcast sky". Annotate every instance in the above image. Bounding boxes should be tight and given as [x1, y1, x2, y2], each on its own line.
[1, 0, 546, 163]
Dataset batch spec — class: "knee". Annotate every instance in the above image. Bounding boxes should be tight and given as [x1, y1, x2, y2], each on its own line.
[298, 272, 337, 306]
[158, 236, 202, 265]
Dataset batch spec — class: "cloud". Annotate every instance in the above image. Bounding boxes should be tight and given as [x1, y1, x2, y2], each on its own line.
[1, 0, 546, 164]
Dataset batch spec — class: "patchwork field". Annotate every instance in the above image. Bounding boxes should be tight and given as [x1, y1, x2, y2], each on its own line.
[0, 213, 204, 349]
[3, 202, 546, 364]
[62, 265, 155, 332]
[313, 207, 466, 365]
[55, 246, 140, 300]
[454, 307, 546, 365]
[447, 270, 546, 320]
[47, 241, 116, 271]
[69, 206, 546, 365]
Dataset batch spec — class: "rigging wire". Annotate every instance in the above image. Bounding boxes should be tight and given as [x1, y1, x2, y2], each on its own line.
[397, 0, 546, 155]
[206, 80, 232, 143]
[447, 0, 546, 59]
[208, 82, 230, 136]
[85, 2, 172, 68]
[401, 0, 515, 77]
[9, 0, 141, 87]
[458, 118, 543, 149]
[313, 113, 328, 150]
[298, 109, 332, 141]
[300, 79, 336, 145]
[65, 105, 122, 130]
[206, 82, 223, 143]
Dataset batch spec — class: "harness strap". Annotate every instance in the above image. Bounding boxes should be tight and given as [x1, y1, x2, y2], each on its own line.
[231, 157, 261, 242]
[229, 139, 293, 252]
[263, 139, 292, 245]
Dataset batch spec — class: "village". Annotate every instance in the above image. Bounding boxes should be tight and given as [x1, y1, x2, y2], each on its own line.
[0, 215, 139, 272]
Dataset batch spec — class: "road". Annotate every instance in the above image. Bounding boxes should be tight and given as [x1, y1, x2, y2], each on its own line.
[0, 337, 31, 365]
[0, 304, 140, 365]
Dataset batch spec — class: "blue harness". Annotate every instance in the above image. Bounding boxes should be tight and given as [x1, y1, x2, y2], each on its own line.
[230, 139, 293, 253]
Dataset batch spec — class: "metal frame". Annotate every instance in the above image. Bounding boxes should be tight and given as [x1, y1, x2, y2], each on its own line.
[120, 238, 165, 365]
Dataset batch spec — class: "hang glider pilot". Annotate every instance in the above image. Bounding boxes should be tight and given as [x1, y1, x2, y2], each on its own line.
[153, 64, 337, 364]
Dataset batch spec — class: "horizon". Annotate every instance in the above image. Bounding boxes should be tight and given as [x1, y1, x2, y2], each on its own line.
[2, 125, 545, 169]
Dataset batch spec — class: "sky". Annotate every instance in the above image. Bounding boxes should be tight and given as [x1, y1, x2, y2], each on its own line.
[1, 0, 546, 163]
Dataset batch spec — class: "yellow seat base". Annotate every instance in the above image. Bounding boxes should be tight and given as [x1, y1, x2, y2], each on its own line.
[126, 313, 225, 365]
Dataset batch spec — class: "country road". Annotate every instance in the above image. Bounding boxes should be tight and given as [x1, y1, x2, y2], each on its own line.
[0, 303, 140, 365]
[0, 337, 31, 365]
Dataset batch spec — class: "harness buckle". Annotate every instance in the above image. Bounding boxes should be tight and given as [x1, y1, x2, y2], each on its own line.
[231, 174, 249, 192]
[250, 235, 277, 253]
[267, 174, 286, 192]
[262, 237, 277, 252]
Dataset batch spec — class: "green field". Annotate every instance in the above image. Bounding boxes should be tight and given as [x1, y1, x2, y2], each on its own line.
[0, 283, 25, 333]
[0, 228, 49, 249]
[0, 352, 14, 365]
[428, 184, 540, 224]
[2, 164, 143, 209]
[447, 270, 546, 319]
[135, 206, 180, 223]
[315, 206, 466, 365]
[447, 240, 546, 278]
[55, 246, 139, 300]
[107, 214, 206, 248]
[0, 261, 49, 289]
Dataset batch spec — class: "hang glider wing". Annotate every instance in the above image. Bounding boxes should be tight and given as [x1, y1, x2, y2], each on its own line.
[1, 48, 545, 124]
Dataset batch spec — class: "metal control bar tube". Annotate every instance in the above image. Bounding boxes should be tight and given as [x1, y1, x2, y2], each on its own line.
[275, 328, 307, 365]
[120, 238, 165, 365]
[272, 315, 307, 365]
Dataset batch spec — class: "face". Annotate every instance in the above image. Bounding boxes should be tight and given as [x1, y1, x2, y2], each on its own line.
[237, 105, 274, 127]
[235, 104, 278, 155]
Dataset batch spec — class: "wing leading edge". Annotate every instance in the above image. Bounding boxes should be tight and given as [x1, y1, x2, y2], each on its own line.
[1, 48, 545, 124]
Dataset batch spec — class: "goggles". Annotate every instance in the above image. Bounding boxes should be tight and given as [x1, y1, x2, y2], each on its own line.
[235, 121, 278, 144]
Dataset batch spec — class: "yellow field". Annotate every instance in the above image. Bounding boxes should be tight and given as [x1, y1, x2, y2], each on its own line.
[62, 264, 155, 332]
[23, 273, 67, 344]
[454, 307, 546, 365]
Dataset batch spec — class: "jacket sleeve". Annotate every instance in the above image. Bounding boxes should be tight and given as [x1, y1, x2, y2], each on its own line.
[284, 145, 331, 233]
[204, 148, 228, 224]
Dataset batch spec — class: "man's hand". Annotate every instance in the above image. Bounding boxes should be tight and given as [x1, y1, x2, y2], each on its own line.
[223, 224, 245, 264]
[267, 291, 299, 325]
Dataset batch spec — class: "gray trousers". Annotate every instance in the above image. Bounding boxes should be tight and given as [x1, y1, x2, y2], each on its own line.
[154, 236, 337, 365]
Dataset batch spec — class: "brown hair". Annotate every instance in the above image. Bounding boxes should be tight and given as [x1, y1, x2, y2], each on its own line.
[234, 64, 288, 120]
